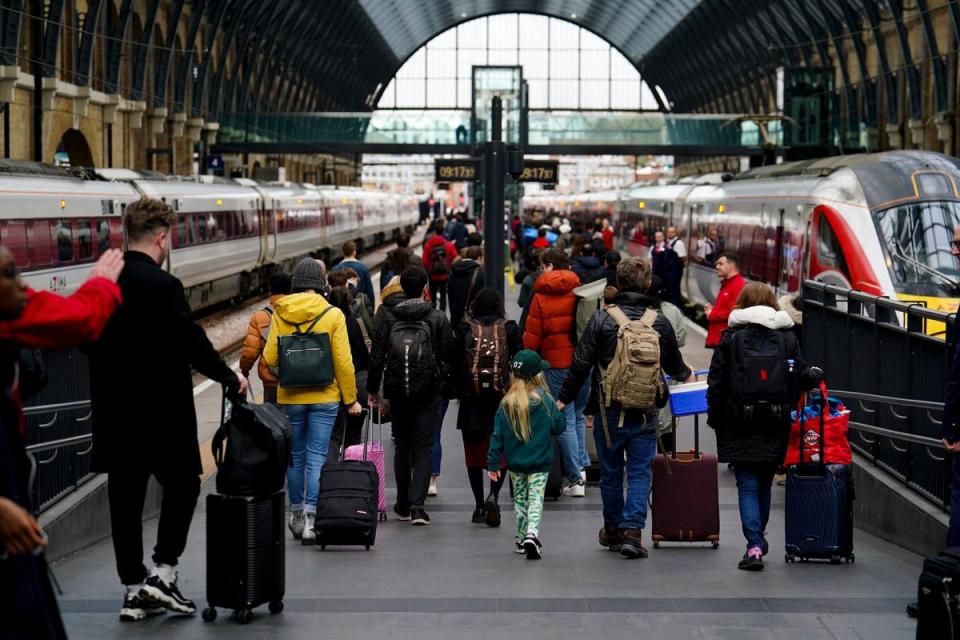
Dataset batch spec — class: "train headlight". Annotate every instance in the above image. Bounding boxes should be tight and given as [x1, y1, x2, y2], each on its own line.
[216, 198, 223, 206]
[638, 201, 646, 209]
[718, 204, 726, 213]
[59, 199, 66, 209]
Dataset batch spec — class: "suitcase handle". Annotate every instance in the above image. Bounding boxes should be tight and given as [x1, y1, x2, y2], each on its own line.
[340, 409, 372, 462]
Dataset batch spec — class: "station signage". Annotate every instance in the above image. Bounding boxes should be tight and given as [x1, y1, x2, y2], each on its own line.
[516, 160, 559, 183]
[435, 159, 480, 182]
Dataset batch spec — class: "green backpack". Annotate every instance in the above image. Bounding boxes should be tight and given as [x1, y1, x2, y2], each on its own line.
[277, 306, 336, 389]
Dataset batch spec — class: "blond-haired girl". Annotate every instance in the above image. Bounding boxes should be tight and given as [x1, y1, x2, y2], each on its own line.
[487, 350, 566, 559]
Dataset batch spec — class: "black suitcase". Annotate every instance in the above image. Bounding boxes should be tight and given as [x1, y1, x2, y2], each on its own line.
[784, 392, 855, 564]
[916, 548, 960, 639]
[313, 429, 379, 550]
[202, 492, 285, 624]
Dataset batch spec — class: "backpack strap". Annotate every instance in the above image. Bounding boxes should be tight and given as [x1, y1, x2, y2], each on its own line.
[293, 304, 335, 335]
[356, 316, 372, 352]
[259, 306, 274, 343]
[639, 308, 658, 327]
[605, 305, 631, 330]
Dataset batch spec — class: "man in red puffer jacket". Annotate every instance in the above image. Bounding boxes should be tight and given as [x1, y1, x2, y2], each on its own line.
[523, 247, 584, 496]
[422, 220, 457, 312]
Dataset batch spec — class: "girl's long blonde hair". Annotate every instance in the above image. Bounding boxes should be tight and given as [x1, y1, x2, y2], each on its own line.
[501, 373, 552, 443]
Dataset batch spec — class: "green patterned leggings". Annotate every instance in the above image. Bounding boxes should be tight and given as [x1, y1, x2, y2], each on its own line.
[510, 471, 549, 539]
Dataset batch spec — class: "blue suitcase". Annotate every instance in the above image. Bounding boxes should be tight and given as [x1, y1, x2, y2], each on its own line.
[784, 394, 855, 564]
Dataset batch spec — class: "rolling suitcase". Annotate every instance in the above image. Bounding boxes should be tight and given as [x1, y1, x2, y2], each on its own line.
[651, 373, 720, 548]
[343, 410, 387, 520]
[916, 548, 960, 639]
[202, 491, 285, 625]
[784, 391, 855, 564]
[313, 415, 379, 550]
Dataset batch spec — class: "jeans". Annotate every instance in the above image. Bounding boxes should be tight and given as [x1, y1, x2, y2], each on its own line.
[432, 399, 450, 476]
[949, 454, 960, 547]
[393, 397, 441, 508]
[107, 468, 200, 585]
[574, 379, 591, 469]
[286, 402, 339, 514]
[593, 406, 657, 531]
[544, 368, 581, 483]
[733, 462, 778, 550]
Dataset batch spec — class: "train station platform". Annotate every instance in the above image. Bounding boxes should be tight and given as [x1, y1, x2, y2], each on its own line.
[51, 279, 923, 640]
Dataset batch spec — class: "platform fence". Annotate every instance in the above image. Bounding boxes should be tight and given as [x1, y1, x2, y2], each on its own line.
[801, 280, 952, 508]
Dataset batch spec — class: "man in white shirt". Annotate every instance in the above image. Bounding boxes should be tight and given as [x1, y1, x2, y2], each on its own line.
[666, 226, 687, 263]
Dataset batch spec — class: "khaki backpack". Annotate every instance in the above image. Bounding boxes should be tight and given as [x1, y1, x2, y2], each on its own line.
[598, 306, 663, 441]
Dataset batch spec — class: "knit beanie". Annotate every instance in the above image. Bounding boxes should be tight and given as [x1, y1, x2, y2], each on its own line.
[291, 257, 326, 291]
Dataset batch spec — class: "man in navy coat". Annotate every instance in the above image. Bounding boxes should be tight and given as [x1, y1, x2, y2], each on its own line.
[944, 225, 960, 546]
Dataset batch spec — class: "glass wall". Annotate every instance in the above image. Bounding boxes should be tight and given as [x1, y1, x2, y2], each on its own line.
[376, 14, 662, 111]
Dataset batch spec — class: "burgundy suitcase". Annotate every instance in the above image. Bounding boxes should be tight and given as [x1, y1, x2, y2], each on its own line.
[650, 412, 720, 549]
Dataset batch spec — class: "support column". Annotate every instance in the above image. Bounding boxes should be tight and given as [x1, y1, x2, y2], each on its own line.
[483, 96, 505, 297]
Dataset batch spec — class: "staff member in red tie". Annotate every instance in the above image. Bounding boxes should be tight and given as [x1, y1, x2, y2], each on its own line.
[704, 252, 746, 348]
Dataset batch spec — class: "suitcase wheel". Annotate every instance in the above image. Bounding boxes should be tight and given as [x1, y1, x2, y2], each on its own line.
[785, 554, 795, 563]
[846, 553, 855, 564]
[830, 555, 842, 565]
[653, 540, 660, 549]
[712, 541, 719, 549]
[202, 607, 217, 622]
[319, 545, 326, 551]
[235, 609, 254, 625]
[365, 545, 371, 551]
[379, 512, 387, 522]
[269, 601, 284, 615]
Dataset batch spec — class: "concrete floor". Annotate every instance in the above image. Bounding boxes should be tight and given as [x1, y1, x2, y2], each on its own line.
[52, 277, 922, 640]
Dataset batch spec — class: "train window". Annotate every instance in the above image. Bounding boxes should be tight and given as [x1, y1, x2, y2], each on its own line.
[97, 220, 110, 254]
[240, 211, 250, 236]
[2, 222, 28, 267]
[223, 213, 233, 239]
[176, 215, 188, 247]
[216, 214, 226, 240]
[816, 215, 849, 277]
[56, 221, 73, 264]
[77, 221, 93, 262]
[197, 215, 207, 243]
[109, 218, 123, 249]
[27, 222, 53, 267]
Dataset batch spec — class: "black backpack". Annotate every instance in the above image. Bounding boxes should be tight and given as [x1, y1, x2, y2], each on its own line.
[385, 320, 436, 397]
[729, 328, 792, 421]
[212, 396, 292, 496]
[429, 244, 450, 276]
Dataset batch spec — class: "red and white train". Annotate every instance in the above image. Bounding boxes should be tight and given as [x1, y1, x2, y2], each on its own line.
[531, 151, 960, 316]
[0, 161, 417, 311]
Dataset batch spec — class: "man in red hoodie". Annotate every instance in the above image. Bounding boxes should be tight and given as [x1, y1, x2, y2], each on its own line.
[523, 248, 585, 497]
[704, 251, 746, 348]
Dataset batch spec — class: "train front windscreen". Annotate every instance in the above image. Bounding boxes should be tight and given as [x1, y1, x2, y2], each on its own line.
[875, 201, 960, 301]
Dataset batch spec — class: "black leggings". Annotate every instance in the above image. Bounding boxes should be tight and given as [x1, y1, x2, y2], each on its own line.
[428, 279, 447, 312]
[466, 466, 506, 508]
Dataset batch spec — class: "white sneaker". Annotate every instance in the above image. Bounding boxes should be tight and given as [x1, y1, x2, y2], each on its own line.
[301, 513, 316, 545]
[288, 511, 304, 540]
[427, 475, 439, 497]
[580, 469, 587, 483]
[563, 479, 586, 498]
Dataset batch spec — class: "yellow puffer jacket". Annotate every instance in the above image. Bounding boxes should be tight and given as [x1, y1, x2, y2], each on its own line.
[262, 292, 357, 406]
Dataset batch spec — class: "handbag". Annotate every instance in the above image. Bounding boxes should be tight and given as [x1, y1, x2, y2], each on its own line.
[784, 381, 852, 466]
[212, 392, 292, 496]
[277, 306, 335, 389]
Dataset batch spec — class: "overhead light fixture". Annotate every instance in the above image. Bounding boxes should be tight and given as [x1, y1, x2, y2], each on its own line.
[571, 13, 577, 18]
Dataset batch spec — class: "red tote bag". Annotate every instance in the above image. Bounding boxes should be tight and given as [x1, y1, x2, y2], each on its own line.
[783, 382, 853, 466]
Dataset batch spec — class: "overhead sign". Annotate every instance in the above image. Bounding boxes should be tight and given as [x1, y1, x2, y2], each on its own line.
[435, 158, 479, 182]
[517, 160, 558, 183]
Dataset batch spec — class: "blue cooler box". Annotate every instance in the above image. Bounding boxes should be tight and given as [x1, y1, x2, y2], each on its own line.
[668, 381, 708, 417]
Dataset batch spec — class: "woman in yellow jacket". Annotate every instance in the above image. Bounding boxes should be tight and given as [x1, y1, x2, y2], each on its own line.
[263, 258, 361, 545]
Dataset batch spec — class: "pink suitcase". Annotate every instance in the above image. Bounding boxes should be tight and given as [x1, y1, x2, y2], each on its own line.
[343, 410, 387, 520]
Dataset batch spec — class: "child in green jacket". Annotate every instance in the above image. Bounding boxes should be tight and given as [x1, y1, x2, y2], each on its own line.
[488, 350, 566, 559]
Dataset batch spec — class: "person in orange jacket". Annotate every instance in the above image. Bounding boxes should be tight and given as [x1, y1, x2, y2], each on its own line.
[705, 251, 746, 348]
[239, 271, 291, 404]
[522, 247, 585, 497]
[0, 246, 124, 639]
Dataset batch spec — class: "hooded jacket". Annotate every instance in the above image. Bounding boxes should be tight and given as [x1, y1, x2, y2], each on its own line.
[262, 291, 357, 406]
[706, 272, 746, 347]
[422, 234, 458, 281]
[559, 291, 690, 412]
[572, 255, 605, 285]
[706, 305, 812, 464]
[239, 294, 285, 388]
[523, 269, 581, 368]
[374, 276, 405, 335]
[488, 387, 566, 474]
[366, 298, 455, 399]
[447, 258, 484, 327]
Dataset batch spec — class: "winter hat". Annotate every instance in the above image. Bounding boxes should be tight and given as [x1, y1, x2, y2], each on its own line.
[559, 223, 571, 234]
[511, 349, 550, 380]
[291, 257, 326, 291]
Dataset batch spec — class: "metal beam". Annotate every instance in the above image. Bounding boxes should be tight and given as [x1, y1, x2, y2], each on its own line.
[104, 0, 133, 94]
[862, 0, 899, 125]
[74, 0, 103, 86]
[151, 0, 185, 108]
[0, 0, 24, 67]
[39, 0, 65, 77]
[915, 0, 949, 113]
[212, 142, 777, 157]
[129, 0, 161, 101]
[173, 0, 206, 113]
[191, 0, 228, 117]
[887, 0, 923, 121]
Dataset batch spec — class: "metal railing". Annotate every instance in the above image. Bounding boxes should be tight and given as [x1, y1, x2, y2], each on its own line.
[802, 281, 953, 508]
[22, 349, 96, 514]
